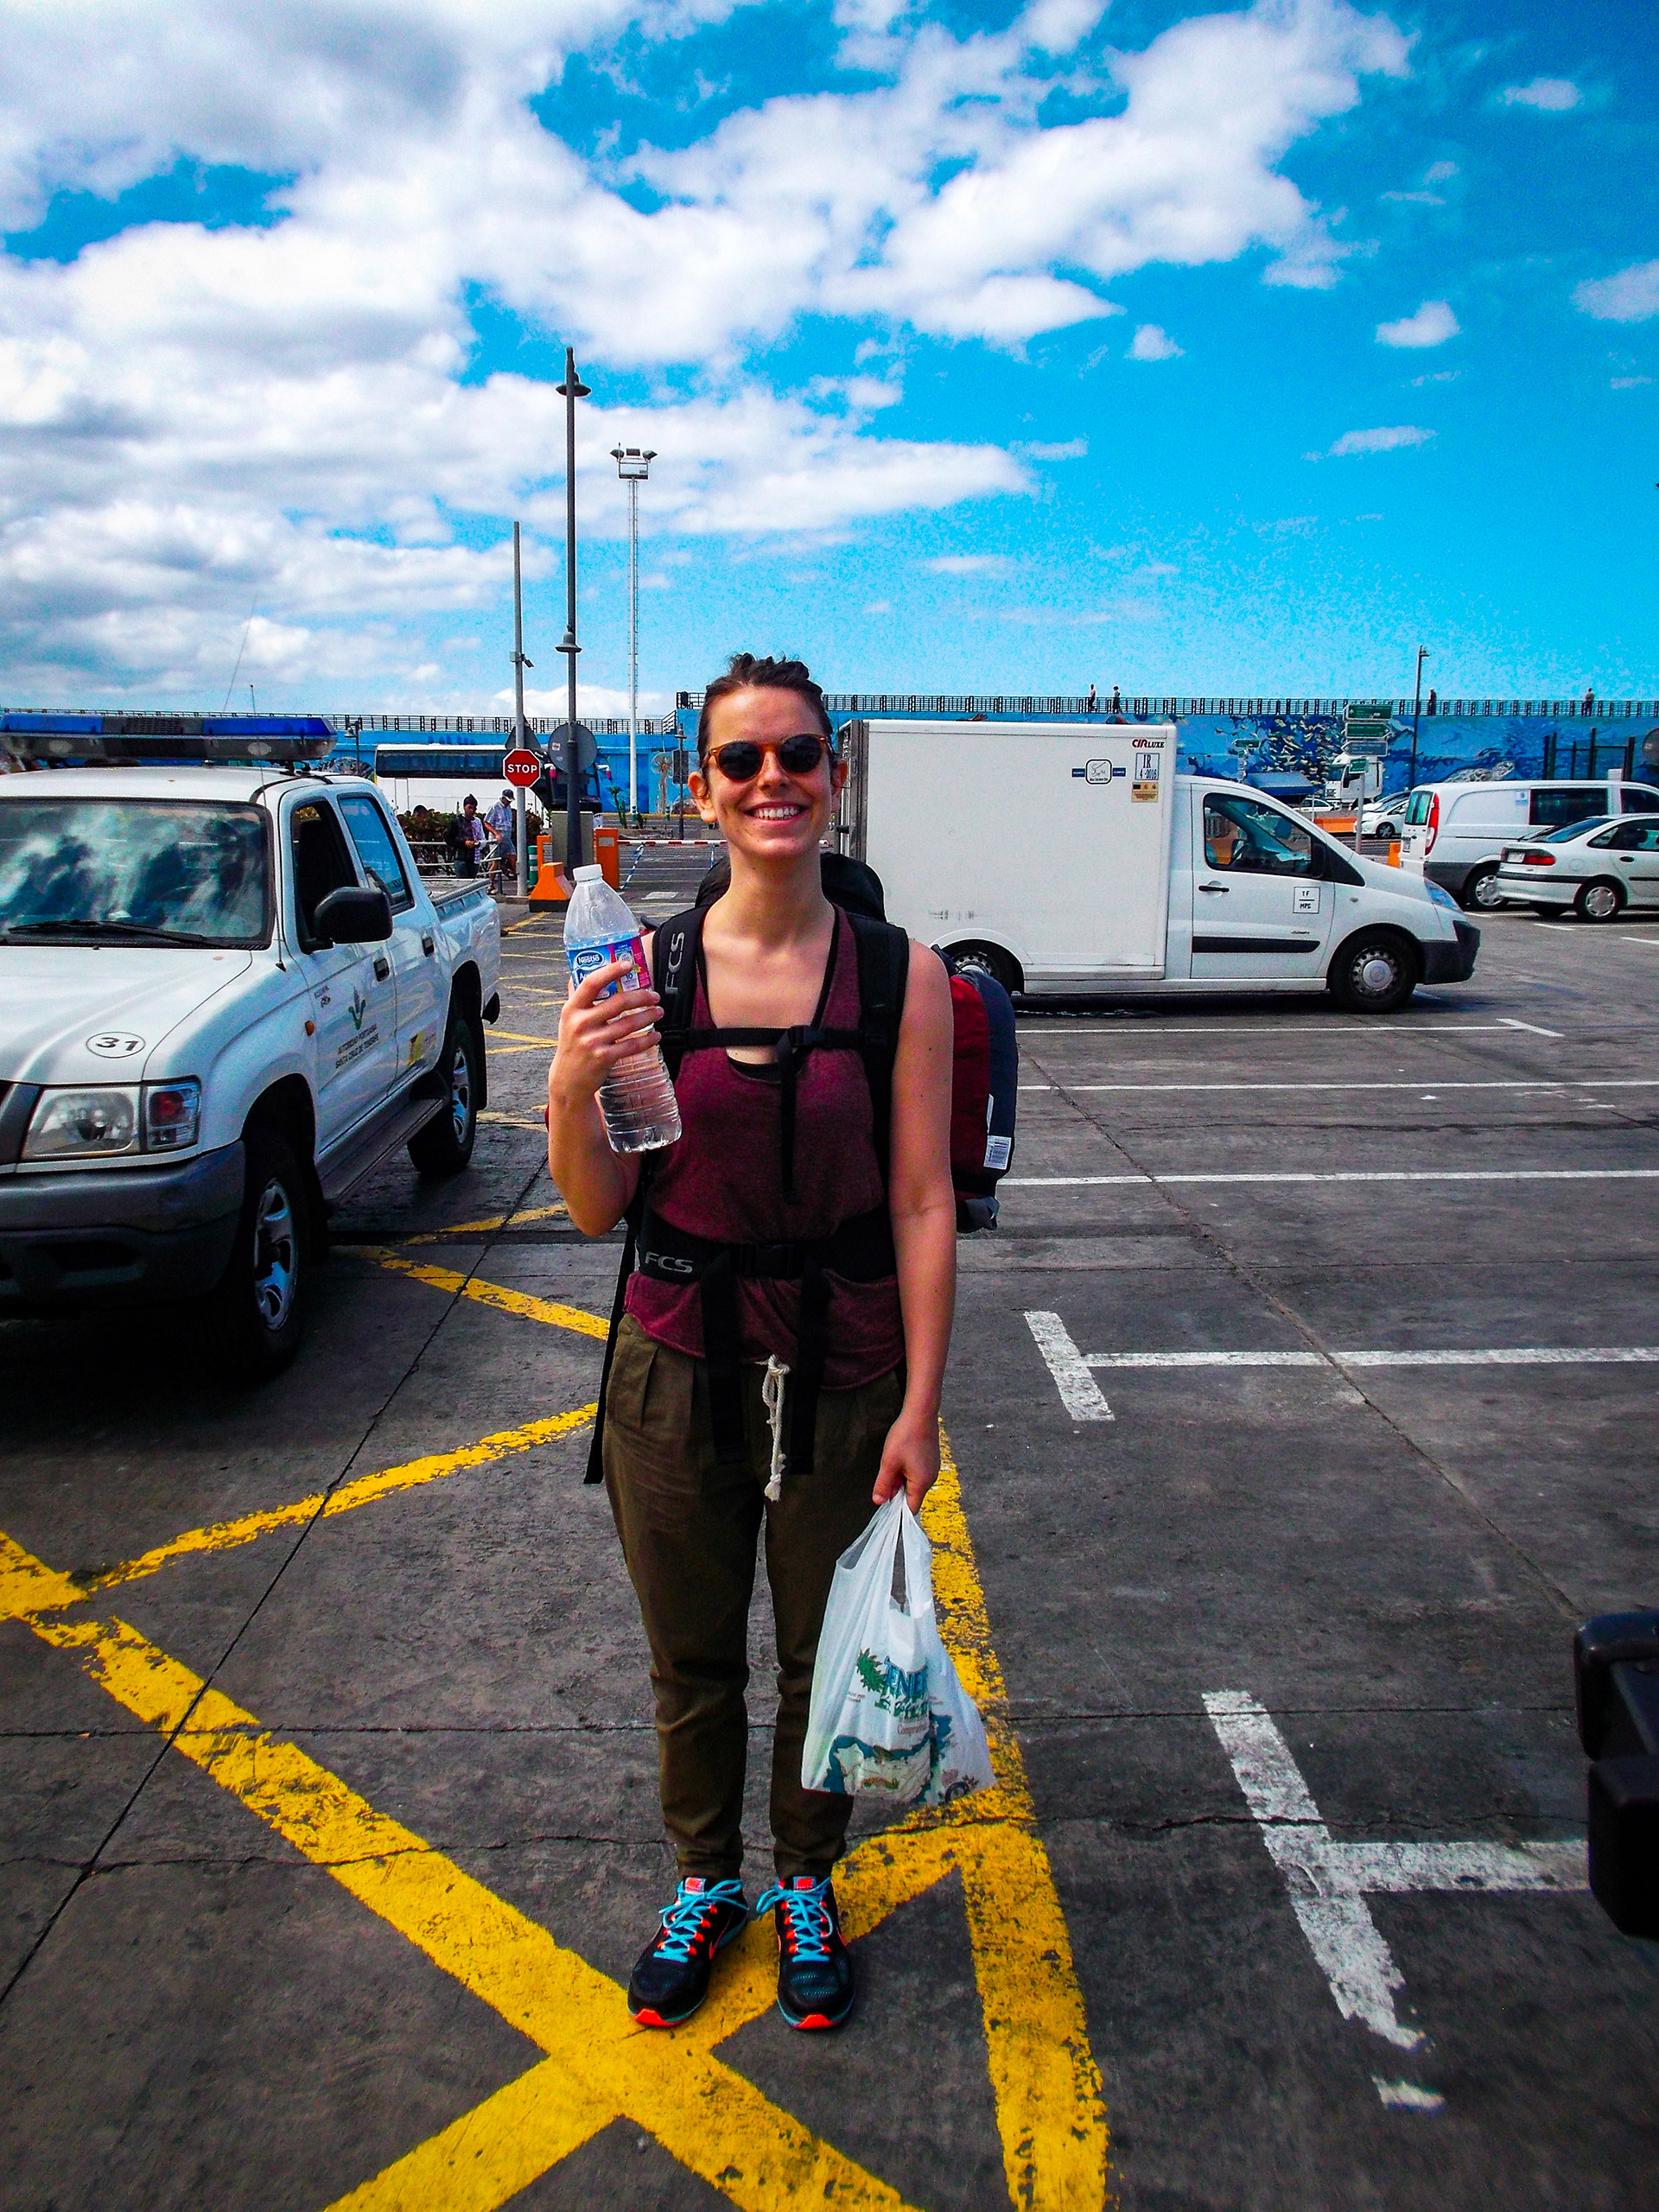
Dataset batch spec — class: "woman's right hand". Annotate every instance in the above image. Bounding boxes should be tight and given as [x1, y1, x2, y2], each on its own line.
[548, 957, 663, 1116]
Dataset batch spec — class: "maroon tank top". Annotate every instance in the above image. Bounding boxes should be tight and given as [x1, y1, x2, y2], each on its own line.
[627, 907, 905, 1388]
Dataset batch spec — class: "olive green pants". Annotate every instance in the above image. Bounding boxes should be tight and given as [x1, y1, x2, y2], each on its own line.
[602, 1313, 903, 1882]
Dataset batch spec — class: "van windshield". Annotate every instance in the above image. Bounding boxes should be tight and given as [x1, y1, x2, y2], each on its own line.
[0, 798, 270, 946]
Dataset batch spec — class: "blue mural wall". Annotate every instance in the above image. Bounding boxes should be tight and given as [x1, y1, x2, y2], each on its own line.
[1171, 710, 1659, 799]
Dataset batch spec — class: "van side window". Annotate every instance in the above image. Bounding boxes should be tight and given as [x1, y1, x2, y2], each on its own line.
[290, 802, 359, 947]
[1622, 787, 1659, 812]
[337, 795, 413, 912]
[1204, 794, 1314, 875]
[1530, 788, 1605, 830]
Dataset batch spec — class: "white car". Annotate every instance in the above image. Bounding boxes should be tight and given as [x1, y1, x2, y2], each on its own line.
[1496, 815, 1659, 921]
[0, 739, 501, 1374]
[1360, 796, 1410, 842]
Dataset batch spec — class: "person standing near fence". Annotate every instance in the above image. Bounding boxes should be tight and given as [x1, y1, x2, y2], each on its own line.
[546, 653, 957, 2034]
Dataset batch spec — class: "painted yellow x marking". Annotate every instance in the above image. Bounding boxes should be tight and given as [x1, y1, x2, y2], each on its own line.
[3, 1277, 1107, 2207]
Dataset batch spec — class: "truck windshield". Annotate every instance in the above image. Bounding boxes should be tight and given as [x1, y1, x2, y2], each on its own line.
[0, 798, 270, 946]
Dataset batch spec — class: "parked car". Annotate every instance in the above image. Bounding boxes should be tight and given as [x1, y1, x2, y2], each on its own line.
[1360, 795, 1411, 842]
[0, 753, 501, 1374]
[1496, 816, 1659, 920]
[1398, 779, 1659, 910]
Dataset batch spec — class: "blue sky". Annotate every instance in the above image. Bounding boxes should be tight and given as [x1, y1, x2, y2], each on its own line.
[0, 0, 1654, 712]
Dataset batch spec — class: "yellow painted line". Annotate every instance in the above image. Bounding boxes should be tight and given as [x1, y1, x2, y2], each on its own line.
[22, 1592, 919, 2212]
[0, 1529, 89, 1622]
[360, 1249, 608, 1341]
[325, 1432, 1109, 2212]
[475, 1111, 549, 1131]
[395, 1202, 569, 1241]
[488, 1031, 559, 1046]
[54, 1406, 595, 1612]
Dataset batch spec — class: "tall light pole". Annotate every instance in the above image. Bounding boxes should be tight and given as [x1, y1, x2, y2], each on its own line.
[612, 445, 657, 828]
[1409, 644, 1428, 791]
[555, 346, 590, 877]
[511, 521, 532, 894]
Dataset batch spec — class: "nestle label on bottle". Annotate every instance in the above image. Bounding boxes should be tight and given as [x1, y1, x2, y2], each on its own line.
[568, 934, 648, 998]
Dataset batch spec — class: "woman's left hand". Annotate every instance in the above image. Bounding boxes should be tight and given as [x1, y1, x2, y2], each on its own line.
[873, 1411, 941, 1512]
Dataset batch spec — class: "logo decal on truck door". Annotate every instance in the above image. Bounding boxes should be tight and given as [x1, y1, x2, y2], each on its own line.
[1073, 760, 1124, 784]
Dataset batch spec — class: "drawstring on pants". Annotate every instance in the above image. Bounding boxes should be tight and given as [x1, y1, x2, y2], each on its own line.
[761, 1356, 791, 1502]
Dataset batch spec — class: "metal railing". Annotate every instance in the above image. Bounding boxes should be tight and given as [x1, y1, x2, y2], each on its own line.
[676, 692, 1659, 720]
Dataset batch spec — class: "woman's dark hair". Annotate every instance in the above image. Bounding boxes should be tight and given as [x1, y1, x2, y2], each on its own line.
[696, 653, 833, 763]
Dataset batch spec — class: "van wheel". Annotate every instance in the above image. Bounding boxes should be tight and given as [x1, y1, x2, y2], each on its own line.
[944, 941, 1020, 997]
[1328, 931, 1419, 1014]
[1463, 867, 1505, 912]
[409, 1007, 481, 1174]
[1575, 880, 1624, 924]
[201, 1129, 308, 1380]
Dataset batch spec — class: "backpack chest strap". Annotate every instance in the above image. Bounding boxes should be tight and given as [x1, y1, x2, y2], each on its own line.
[674, 1023, 869, 1200]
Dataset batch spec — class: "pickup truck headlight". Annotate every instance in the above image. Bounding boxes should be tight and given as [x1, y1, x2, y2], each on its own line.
[143, 1080, 201, 1151]
[21, 1080, 202, 1160]
[23, 1086, 140, 1159]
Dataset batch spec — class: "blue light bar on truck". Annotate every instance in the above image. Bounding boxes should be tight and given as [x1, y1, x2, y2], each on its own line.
[0, 713, 337, 766]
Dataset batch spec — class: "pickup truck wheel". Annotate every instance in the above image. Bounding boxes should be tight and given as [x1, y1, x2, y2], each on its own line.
[409, 1009, 481, 1174]
[1327, 931, 1419, 1015]
[202, 1129, 308, 1380]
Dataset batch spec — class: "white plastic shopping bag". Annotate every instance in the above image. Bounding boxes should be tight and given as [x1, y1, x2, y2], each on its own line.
[803, 1495, 994, 1808]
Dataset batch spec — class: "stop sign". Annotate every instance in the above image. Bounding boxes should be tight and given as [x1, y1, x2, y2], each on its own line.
[503, 748, 540, 787]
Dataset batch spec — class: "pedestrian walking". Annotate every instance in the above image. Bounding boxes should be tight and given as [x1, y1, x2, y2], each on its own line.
[456, 794, 484, 877]
[546, 652, 957, 2034]
[485, 788, 516, 893]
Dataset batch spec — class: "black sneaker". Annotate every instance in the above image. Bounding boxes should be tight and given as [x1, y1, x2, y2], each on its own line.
[627, 1876, 749, 2027]
[757, 1874, 855, 2031]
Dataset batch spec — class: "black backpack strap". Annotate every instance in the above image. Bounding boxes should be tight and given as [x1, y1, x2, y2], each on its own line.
[583, 1186, 642, 1484]
[583, 912, 700, 1485]
[846, 912, 910, 1187]
[652, 904, 705, 1079]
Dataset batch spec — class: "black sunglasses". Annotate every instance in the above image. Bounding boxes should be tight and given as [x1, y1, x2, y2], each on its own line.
[705, 732, 832, 781]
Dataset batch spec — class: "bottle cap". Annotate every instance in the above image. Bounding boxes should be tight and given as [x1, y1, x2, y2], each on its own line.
[571, 865, 602, 881]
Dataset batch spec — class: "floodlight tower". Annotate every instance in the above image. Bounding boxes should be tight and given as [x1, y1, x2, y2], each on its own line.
[612, 445, 657, 827]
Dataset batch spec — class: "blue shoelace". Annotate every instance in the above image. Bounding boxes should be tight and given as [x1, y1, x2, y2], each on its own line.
[652, 1878, 747, 1962]
[755, 1878, 834, 1960]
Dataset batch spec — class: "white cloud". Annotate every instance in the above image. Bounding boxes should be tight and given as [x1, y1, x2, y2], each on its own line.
[1611, 376, 1653, 390]
[1128, 323, 1183, 359]
[0, 0, 1413, 692]
[1376, 299, 1459, 347]
[1424, 160, 1458, 183]
[1573, 260, 1659, 324]
[1500, 77, 1581, 111]
[925, 554, 1014, 575]
[1381, 190, 1442, 205]
[1408, 366, 1460, 385]
[1308, 424, 1434, 458]
[1013, 436, 1090, 457]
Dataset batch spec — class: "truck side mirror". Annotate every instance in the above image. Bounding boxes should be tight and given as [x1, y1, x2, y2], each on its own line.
[312, 886, 393, 944]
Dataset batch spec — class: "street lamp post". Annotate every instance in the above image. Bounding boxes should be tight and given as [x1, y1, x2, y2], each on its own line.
[555, 346, 591, 878]
[1409, 644, 1428, 792]
[511, 520, 533, 894]
[611, 446, 657, 830]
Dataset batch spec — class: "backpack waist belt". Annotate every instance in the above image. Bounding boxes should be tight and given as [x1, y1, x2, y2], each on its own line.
[638, 1203, 895, 1475]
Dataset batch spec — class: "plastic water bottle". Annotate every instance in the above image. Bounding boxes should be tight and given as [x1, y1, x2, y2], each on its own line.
[563, 865, 682, 1153]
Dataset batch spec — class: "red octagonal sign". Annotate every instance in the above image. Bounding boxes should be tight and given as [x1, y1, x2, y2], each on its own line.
[503, 748, 541, 787]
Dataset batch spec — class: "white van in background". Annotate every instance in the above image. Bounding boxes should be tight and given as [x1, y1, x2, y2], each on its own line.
[1398, 778, 1659, 910]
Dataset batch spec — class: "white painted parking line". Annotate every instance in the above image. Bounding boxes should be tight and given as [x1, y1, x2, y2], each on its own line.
[1497, 1017, 1564, 1037]
[1204, 1692, 1586, 2078]
[1044, 1078, 1656, 1095]
[1083, 1346, 1659, 1371]
[1374, 2081, 1446, 2114]
[1022, 1312, 1115, 1421]
[1618, 937, 1659, 948]
[1005, 1168, 1659, 1187]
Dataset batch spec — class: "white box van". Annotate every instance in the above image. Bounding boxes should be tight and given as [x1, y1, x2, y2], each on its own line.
[835, 720, 1477, 1014]
[1398, 778, 1659, 910]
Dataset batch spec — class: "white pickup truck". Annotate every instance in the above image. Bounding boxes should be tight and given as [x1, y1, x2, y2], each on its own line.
[0, 755, 500, 1374]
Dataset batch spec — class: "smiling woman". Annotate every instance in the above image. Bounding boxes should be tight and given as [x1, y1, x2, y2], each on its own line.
[546, 649, 957, 2037]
